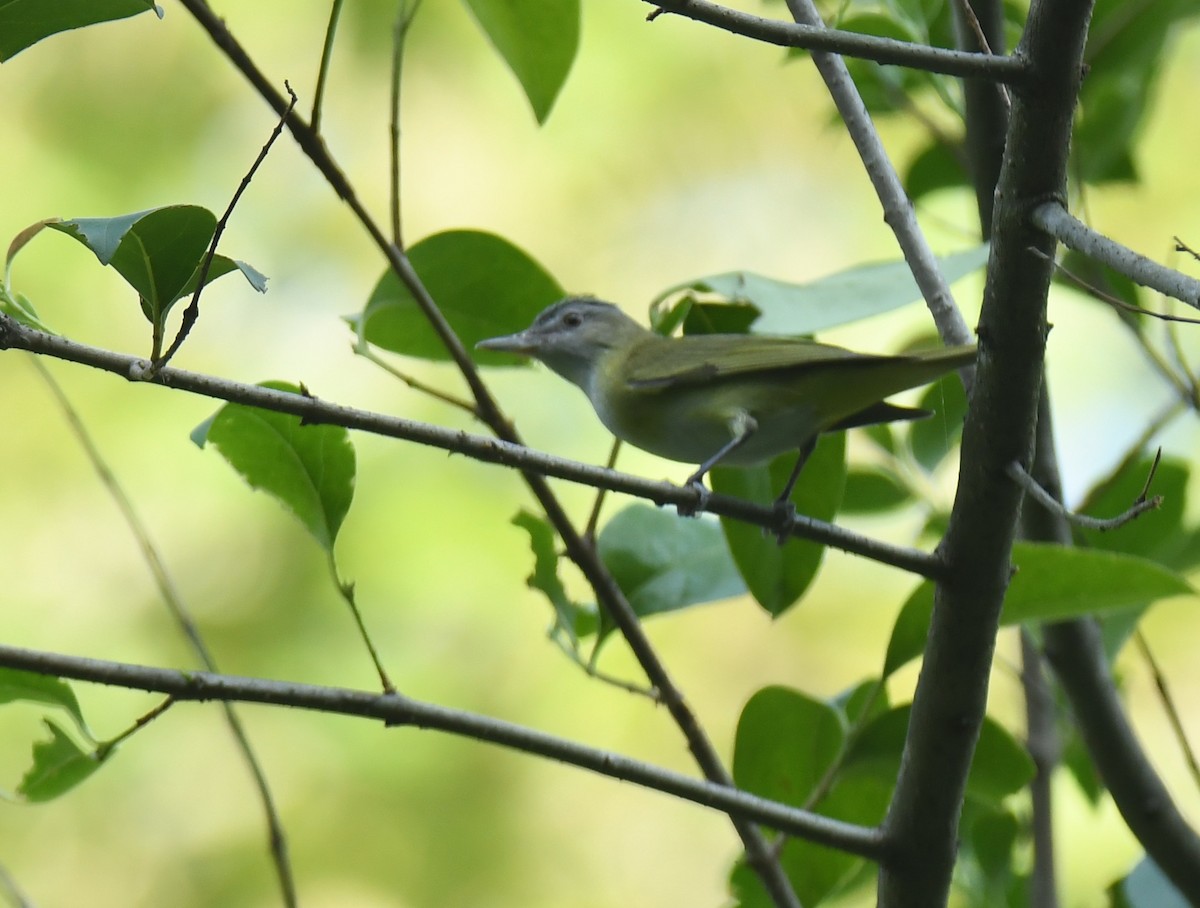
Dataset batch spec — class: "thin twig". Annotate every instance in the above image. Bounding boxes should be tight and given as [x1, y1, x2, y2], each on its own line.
[950, 0, 1011, 109]
[0, 861, 35, 908]
[389, 0, 422, 248]
[643, 0, 1028, 83]
[153, 84, 299, 371]
[329, 555, 395, 693]
[1134, 629, 1200, 794]
[584, 438, 623, 542]
[28, 357, 298, 908]
[1007, 460, 1162, 531]
[311, 0, 344, 130]
[0, 641, 888, 860]
[1176, 237, 1200, 264]
[1032, 246, 1200, 326]
[352, 342, 478, 413]
[1020, 628, 1061, 908]
[99, 696, 178, 756]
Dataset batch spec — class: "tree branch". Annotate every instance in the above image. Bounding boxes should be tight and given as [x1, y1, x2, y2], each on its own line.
[0, 642, 887, 861]
[643, 0, 1028, 83]
[1032, 201, 1200, 309]
[0, 314, 943, 579]
[1025, 387, 1200, 903]
[877, 0, 1096, 904]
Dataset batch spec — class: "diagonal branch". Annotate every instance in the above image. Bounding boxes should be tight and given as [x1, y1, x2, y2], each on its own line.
[0, 642, 887, 861]
[644, 0, 1028, 83]
[1032, 201, 1200, 309]
[172, 5, 805, 902]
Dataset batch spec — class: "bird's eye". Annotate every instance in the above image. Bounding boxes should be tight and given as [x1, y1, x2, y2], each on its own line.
[562, 311, 583, 328]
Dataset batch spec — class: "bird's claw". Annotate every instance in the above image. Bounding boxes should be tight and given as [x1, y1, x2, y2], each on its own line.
[769, 497, 796, 546]
[677, 476, 710, 518]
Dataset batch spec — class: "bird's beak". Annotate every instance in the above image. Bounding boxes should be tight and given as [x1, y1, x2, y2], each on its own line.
[476, 330, 536, 355]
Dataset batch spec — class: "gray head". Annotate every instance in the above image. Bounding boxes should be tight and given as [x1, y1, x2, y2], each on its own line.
[476, 297, 647, 388]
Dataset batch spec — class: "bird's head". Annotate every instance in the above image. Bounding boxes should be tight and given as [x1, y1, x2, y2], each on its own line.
[477, 297, 647, 389]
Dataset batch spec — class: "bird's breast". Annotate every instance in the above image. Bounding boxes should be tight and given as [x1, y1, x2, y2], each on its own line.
[588, 376, 822, 467]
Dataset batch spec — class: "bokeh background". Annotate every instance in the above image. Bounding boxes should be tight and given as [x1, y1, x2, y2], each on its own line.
[1, 2, 1199, 906]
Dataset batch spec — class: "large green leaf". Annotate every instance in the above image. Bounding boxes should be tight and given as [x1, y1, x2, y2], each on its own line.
[596, 504, 744, 639]
[0, 0, 161, 62]
[733, 685, 844, 808]
[460, 0, 579, 123]
[192, 382, 356, 553]
[883, 543, 1194, 677]
[48, 207, 265, 330]
[730, 684, 894, 906]
[353, 230, 562, 364]
[714, 433, 845, 617]
[651, 245, 988, 337]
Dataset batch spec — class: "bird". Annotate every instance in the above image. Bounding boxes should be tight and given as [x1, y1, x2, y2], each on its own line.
[477, 296, 975, 508]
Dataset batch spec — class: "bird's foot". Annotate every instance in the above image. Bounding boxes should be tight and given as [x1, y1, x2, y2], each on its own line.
[769, 497, 796, 546]
[677, 475, 710, 518]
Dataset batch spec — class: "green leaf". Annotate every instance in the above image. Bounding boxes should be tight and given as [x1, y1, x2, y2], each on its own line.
[0, 668, 91, 739]
[884, 544, 1194, 677]
[194, 382, 356, 552]
[596, 505, 745, 632]
[49, 206, 264, 330]
[733, 686, 844, 808]
[713, 433, 845, 617]
[1076, 0, 1200, 184]
[0, 0, 162, 62]
[0, 286, 55, 334]
[1112, 856, 1190, 908]
[731, 684, 892, 906]
[512, 509, 596, 642]
[460, 0, 579, 123]
[845, 707, 1033, 804]
[353, 230, 563, 364]
[904, 140, 969, 202]
[956, 804, 1021, 905]
[1001, 543, 1193, 626]
[17, 720, 104, 802]
[1080, 456, 1195, 568]
[908, 370, 969, 472]
[841, 466, 913, 514]
[651, 245, 988, 337]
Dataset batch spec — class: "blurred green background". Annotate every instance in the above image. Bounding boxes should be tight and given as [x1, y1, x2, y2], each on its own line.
[1, 2, 1199, 906]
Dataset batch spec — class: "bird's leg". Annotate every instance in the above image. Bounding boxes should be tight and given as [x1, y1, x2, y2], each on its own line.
[771, 437, 817, 543]
[678, 412, 757, 517]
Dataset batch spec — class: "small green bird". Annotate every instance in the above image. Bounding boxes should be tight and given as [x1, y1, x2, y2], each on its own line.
[478, 297, 975, 505]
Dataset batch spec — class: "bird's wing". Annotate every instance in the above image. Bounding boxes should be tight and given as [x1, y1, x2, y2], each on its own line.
[624, 334, 869, 389]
